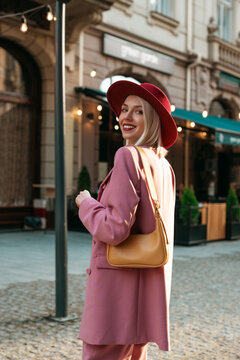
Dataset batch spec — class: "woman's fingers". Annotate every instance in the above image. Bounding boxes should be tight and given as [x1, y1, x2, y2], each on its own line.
[75, 190, 91, 207]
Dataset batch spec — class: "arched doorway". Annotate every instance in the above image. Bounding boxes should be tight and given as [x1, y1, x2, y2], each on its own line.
[0, 39, 41, 227]
[209, 98, 233, 118]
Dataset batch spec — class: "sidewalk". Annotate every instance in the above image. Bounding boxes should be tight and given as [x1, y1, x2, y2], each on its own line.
[0, 231, 239, 359]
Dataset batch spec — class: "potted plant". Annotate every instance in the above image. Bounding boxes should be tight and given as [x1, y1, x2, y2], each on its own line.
[226, 187, 240, 240]
[174, 186, 207, 246]
[68, 166, 91, 232]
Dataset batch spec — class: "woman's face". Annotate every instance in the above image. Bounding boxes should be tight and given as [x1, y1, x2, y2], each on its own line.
[119, 95, 145, 145]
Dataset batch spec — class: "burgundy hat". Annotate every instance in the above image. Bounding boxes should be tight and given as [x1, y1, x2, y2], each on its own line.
[107, 80, 177, 148]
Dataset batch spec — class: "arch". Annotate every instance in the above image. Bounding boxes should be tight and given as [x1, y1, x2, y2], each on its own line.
[0, 27, 55, 71]
[0, 38, 42, 221]
[209, 95, 239, 120]
[102, 66, 171, 99]
[0, 38, 42, 101]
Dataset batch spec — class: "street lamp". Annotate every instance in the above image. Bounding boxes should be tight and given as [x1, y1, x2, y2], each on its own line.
[54, 0, 71, 319]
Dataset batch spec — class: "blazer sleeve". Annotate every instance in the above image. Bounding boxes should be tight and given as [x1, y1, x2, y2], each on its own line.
[78, 146, 141, 245]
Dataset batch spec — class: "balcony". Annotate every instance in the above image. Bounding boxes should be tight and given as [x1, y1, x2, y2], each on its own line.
[208, 35, 240, 73]
[63, 0, 118, 42]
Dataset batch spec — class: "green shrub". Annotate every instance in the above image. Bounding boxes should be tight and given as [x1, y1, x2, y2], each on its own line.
[77, 166, 91, 193]
[180, 186, 200, 225]
[227, 187, 240, 221]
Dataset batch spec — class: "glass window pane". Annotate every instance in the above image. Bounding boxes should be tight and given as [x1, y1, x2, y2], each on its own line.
[151, 0, 170, 16]
[0, 47, 26, 94]
[217, 1, 231, 41]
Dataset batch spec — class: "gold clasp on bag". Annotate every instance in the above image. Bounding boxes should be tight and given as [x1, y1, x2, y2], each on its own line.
[154, 200, 160, 218]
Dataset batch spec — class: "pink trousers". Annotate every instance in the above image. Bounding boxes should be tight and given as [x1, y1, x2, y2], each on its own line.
[82, 342, 148, 360]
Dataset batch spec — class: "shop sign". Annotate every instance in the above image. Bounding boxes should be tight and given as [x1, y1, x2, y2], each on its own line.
[218, 73, 240, 95]
[103, 34, 175, 75]
[216, 131, 240, 146]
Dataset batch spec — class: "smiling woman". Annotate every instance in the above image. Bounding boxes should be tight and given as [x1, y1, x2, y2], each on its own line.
[119, 95, 145, 145]
[76, 80, 177, 360]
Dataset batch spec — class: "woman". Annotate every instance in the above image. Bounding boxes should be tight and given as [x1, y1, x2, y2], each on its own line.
[75, 80, 177, 360]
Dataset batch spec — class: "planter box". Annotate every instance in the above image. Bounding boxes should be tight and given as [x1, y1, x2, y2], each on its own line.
[226, 221, 240, 240]
[174, 223, 207, 246]
[226, 205, 240, 240]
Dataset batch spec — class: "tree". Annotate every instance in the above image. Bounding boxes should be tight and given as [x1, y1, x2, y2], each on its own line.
[77, 166, 91, 193]
[227, 187, 239, 221]
[180, 186, 200, 225]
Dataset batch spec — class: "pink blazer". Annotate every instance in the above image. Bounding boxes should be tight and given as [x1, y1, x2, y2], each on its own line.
[78, 146, 175, 351]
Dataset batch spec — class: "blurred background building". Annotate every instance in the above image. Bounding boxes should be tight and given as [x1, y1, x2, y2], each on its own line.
[0, 0, 240, 228]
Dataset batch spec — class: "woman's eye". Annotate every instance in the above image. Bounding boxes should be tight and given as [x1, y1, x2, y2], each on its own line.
[137, 110, 143, 115]
[121, 108, 127, 112]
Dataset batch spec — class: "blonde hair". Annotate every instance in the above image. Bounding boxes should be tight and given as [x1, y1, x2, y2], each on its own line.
[126, 97, 167, 157]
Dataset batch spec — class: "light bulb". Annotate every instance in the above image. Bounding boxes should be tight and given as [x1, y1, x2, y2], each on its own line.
[171, 104, 176, 112]
[97, 105, 102, 111]
[202, 110, 208, 118]
[114, 125, 119, 130]
[116, 117, 119, 122]
[177, 126, 182, 132]
[190, 122, 195, 128]
[90, 70, 96, 78]
[76, 108, 82, 116]
[46, 5, 54, 21]
[20, 16, 28, 32]
[98, 115, 102, 120]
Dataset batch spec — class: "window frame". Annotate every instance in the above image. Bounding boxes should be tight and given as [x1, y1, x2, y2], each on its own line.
[217, 0, 232, 42]
[150, 0, 171, 17]
[148, 0, 179, 32]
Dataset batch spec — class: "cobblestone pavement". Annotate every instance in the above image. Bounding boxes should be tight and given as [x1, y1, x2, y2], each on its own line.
[0, 232, 240, 359]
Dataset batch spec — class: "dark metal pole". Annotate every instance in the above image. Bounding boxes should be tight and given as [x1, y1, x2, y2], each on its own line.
[55, 0, 68, 318]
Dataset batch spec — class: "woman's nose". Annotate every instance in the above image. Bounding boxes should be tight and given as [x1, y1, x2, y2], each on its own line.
[124, 110, 133, 120]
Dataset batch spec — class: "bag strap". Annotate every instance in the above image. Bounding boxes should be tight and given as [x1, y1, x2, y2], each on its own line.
[135, 146, 159, 208]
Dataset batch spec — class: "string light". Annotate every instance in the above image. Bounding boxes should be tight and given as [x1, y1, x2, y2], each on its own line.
[171, 104, 176, 112]
[20, 16, 28, 32]
[0, 4, 46, 20]
[177, 126, 182, 132]
[98, 115, 102, 120]
[190, 122, 196, 128]
[0, 3, 56, 35]
[202, 110, 208, 118]
[90, 70, 97, 78]
[46, 5, 54, 21]
[114, 125, 119, 130]
[116, 117, 119, 122]
[97, 105, 102, 111]
[76, 108, 82, 116]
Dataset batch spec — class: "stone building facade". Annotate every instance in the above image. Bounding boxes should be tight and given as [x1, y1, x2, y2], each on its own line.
[0, 0, 240, 226]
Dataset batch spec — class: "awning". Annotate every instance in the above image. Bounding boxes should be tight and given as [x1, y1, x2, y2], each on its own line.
[173, 108, 240, 145]
[75, 87, 107, 103]
[173, 108, 240, 134]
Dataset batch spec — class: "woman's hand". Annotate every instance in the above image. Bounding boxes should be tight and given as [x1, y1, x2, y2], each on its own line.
[75, 190, 91, 208]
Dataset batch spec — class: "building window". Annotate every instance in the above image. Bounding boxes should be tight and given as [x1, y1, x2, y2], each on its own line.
[0, 47, 26, 94]
[150, 0, 170, 16]
[217, 0, 232, 42]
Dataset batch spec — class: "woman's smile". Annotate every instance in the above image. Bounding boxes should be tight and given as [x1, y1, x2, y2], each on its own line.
[119, 95, 145, 145]
[122, 123, 136, 130]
